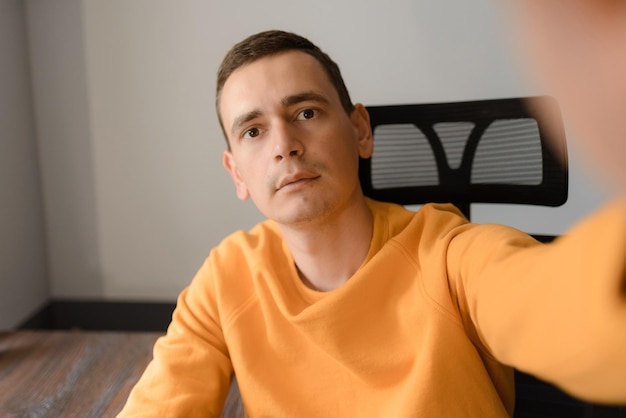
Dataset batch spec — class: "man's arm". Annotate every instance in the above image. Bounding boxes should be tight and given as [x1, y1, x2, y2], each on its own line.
[446, 198, 626, 404]
[117, 258, 234, 417]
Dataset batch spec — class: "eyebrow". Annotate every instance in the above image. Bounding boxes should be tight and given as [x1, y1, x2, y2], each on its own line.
[231, 110, 263, 137]
[230, 91, 330, 137]
[281, 91, 330, 108]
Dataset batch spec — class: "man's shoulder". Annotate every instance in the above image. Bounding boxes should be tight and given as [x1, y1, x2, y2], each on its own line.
[213, 219, 284, 258]
[367, 198, 468, 234]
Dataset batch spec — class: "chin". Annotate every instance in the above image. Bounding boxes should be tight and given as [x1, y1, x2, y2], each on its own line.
[271, 200, 335, 226]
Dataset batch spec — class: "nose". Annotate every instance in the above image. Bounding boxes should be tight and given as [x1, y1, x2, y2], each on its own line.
[273, 121, 304, 161]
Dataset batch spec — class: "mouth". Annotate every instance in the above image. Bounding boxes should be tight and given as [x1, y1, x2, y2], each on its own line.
[276, 173, 320, 192]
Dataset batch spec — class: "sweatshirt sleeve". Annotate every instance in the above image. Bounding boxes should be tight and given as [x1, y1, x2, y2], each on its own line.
[117, 257, 233, 417]
[446, 198, 626, 404]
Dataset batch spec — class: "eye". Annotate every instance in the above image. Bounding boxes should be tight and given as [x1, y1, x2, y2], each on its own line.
[242, 127, 260, 139]
[297, 108, 317, 120]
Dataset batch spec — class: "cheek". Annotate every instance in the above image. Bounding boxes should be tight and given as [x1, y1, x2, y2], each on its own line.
[239, 158, 275, 198]
[322, 141, 361, 181]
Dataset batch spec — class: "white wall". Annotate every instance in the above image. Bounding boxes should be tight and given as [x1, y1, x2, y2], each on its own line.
[26, 0, 104, 299]
[0, 0, 48, 328]
[24, 0, 610, 302]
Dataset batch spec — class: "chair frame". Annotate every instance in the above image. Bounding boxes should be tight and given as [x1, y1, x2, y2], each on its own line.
[359, 96, 568, 219]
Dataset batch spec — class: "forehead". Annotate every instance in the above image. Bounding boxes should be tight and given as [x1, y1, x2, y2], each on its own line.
[219, 51, 340, 125]
[225, 50, 333, 94]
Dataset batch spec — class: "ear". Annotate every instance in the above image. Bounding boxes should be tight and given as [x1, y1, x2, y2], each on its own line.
[222, 150, 250, 200]
[351, 103, 374, 159]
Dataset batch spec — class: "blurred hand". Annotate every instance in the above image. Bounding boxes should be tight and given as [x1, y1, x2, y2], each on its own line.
[507, 0, 626, 193]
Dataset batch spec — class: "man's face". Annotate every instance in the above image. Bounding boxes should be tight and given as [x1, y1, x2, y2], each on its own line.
[220, 50, 372, 226]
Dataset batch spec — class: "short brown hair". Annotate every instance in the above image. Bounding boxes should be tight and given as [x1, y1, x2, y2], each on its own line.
[216, 30, 355, 144]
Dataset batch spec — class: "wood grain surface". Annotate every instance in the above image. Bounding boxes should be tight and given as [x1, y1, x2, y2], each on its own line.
[0, 330, 160, 417]
[0, 330, 245, 417]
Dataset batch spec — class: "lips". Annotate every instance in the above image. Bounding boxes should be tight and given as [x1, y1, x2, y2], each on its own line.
[276, 172, 320, 191]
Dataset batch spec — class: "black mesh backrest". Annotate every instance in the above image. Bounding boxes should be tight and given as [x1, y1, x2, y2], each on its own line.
[360, 96, 568, 219]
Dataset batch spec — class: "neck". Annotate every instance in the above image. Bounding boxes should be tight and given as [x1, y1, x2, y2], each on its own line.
[277, 196, 373, 292]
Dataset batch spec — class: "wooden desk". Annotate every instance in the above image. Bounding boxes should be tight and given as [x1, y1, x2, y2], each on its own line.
[0, 330, 161, 417]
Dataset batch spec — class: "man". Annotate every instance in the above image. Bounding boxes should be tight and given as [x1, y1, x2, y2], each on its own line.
[118, 29, 626, 417]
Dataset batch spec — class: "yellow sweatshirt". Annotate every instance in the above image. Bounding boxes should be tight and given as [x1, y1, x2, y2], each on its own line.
[119, 198, 626, 417]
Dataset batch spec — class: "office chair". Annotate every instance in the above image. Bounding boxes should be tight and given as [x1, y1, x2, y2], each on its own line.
[360, 96, 568, 234]
[361, 96, 626, 417]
